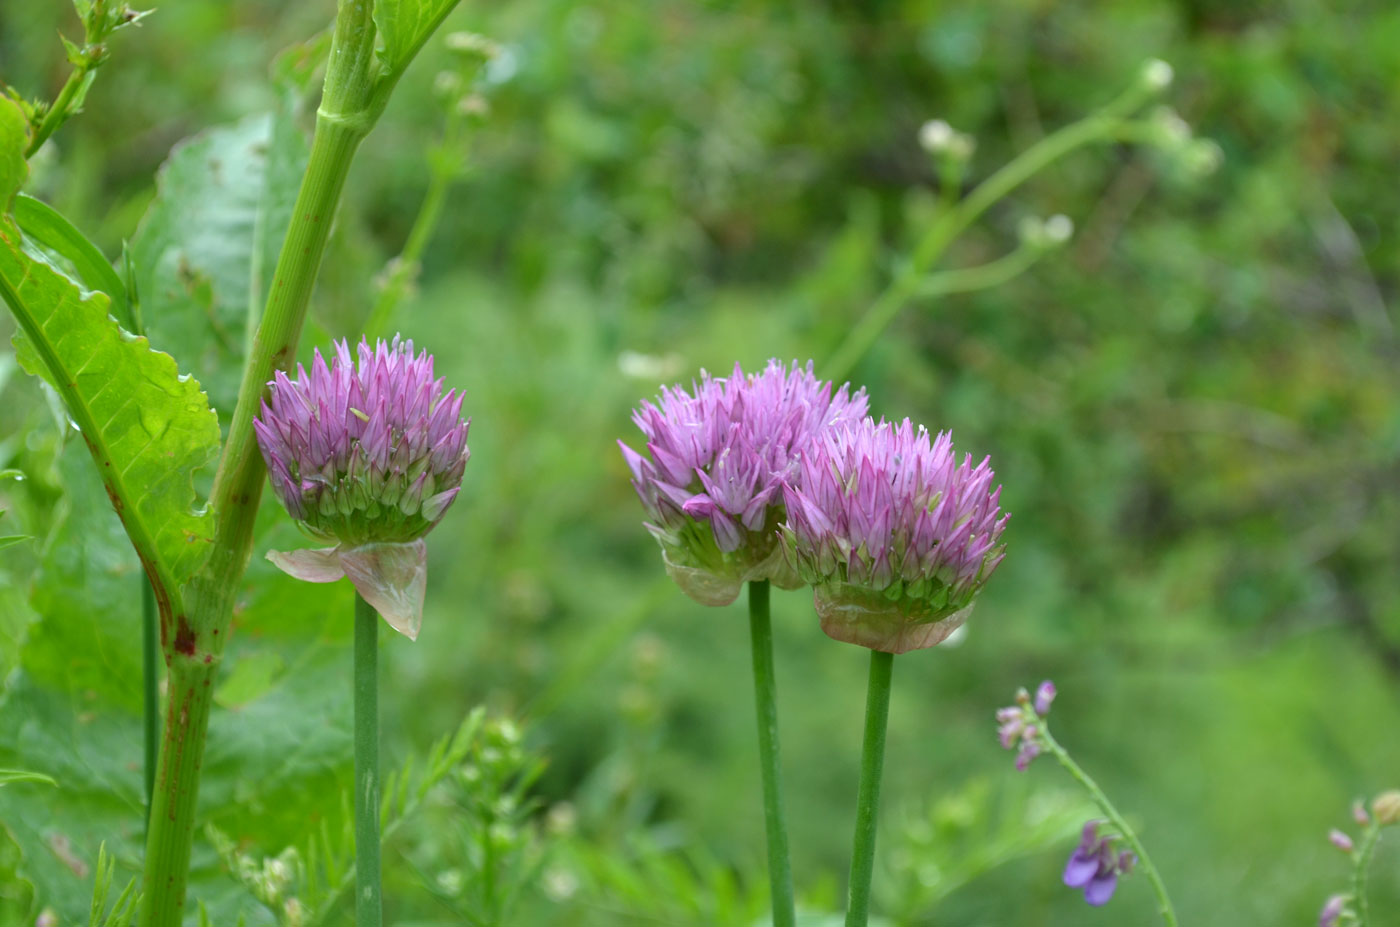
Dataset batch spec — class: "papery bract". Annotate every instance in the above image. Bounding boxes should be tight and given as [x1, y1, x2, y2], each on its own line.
[620, 359, 867, 606]
[781, 418, 1007, 653]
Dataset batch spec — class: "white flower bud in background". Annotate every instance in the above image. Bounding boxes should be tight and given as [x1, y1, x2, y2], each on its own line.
[1374, 790, 1400, 826]
[445, 31, 502, 61]
[458, 93, 490, 119]
[433, 70, 464, 99]
[918, 119, 954, 153]
[1141, 58, 1174, 92]
[1043, 214, 1074, 245]
[919, 119, 976, 161]
[1018, 214, 1074, 250]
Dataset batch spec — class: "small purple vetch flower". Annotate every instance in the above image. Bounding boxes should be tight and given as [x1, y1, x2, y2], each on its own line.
[1318, 894, 1348, 927]
[254, 336, 470, 639]
[1327, 828, 1354, 853]
[1063, 821, 1135, 907]
[781, 418, 1007, 653]
[996, 682, 1052, 771]
[620, 360, 867, 606]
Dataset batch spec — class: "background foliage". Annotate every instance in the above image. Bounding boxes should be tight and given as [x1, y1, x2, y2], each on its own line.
[2, 0, 1399, 923]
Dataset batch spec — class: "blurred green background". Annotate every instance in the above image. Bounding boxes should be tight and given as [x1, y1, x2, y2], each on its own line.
[2, 0, 1399, 924]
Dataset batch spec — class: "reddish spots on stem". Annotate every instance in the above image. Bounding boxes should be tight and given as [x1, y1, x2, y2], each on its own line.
[203, 655, 212, 664]
[173, 618, 196, 656]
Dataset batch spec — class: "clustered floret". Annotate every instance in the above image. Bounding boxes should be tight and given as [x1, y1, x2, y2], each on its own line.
[254, 336, 469, 546]
[995, 681, 1054, 771]
[782, 419, 1008, 652]
[620, 360, 1007, 645]
[619, 360, 868, 605]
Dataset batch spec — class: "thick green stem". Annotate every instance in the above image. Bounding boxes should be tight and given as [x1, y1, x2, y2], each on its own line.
[138, 2, 383, 923]
[1041, 729, 1178, 927]
[747, 580, 796, 927]
[139, 657, 217, 923]
[845, 649, 894, 927]
[142, 576, 158, 829]
[1352, 820, 1382, 927]
[354, 594, 383, 926]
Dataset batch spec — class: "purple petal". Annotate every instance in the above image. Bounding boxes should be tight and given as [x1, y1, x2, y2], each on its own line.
[1082, 870, 1118, 906]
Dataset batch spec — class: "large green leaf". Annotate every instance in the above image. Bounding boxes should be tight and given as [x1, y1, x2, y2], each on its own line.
[0, 451, 354, 924]
[11, 194, 131, 330]
[0, 95, 221, 624]
[129, 111, 308, 422]
[374, 0, 463, 76]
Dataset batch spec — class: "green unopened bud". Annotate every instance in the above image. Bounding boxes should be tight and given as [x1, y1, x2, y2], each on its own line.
[1180, 138, 1223, 177]
[1149, 106, 1192, 150]
[1373, 790, 1400, 826]
[1140, 58, 1174, 93]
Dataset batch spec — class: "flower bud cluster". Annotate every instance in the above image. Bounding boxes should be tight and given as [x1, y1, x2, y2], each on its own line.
[918, 119, 976, 160]
[1063, 821, 1136, 907]
[996, 681, 1054, 771]
[620, 360, 868, 605]
[255, 337, 469, 547]
[782, 419, 1007, 652]
[1017, 214, 1074, 251]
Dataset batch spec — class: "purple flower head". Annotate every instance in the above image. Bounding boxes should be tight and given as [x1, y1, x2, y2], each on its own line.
[1327, 829, 1354, 853]
[620, 360, 867, 606]
[255, 336, 470, 546]
[1063, 821, 1134, 907]
[1034, 680, 1057, 716]
[781, 418, 1008, 653]
[253, 336, 470, 640]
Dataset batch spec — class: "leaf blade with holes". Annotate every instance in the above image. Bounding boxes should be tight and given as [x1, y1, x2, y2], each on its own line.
[0, 95, 220, 631]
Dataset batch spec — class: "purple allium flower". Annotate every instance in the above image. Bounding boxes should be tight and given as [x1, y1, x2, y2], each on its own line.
[781, 419, 1008, 653]
[1063, 821, 1134, 907]
[253, 337, 470, 639]
[1318, 894, 1348, 927]
[620, 360, 867, 606]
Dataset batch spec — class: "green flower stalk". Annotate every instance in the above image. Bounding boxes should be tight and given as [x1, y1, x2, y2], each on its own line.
[779, 418, 1008, 927]
[621, 360, 868, 927]
[255, 335, 471, 926]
